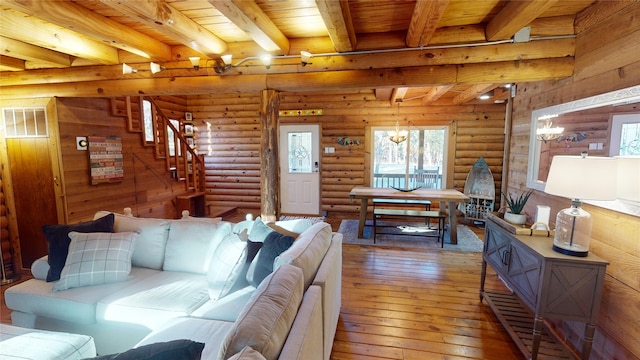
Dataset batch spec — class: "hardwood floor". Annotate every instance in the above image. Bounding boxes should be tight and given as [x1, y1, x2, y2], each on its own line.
[1, 213, 522, 359]
[333, 244, 521, 359]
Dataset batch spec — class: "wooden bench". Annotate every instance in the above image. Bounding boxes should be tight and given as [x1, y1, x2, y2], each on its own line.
[373, 208, 446, 246]
[372, 198, 431, 210]
[373, 198, 433, 226]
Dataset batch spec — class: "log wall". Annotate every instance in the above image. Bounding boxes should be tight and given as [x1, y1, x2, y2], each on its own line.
[187, 92, 506, 216]
[505, 2, 640, 359]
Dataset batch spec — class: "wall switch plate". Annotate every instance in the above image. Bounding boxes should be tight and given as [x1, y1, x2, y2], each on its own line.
[76, 136, 88, 150]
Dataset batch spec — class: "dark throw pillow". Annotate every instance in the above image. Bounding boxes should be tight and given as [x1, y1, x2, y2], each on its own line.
[249, 231, 294, 287]
[246, 239, 264, 264]
[86, 339, 205, 360]
[42, 213, 115, 282]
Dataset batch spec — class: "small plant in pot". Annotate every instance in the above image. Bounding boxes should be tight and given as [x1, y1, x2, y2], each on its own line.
[502, 189, 534, 225]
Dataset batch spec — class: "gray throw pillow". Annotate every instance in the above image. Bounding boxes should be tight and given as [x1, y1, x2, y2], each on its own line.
[247, 231, 294, 287]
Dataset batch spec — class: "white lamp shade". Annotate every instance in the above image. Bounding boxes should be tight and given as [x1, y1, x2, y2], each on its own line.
[300, 51, 312, 63]
[149, 62, 162, 74]
[122, 63, 136, 74]
[544, 155, 618, 200]
[221, 54, 232, 65]
[616, 156, 640, 201]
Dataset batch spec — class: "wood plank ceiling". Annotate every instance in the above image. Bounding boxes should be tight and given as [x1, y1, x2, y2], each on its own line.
[0, 0, 596, 103]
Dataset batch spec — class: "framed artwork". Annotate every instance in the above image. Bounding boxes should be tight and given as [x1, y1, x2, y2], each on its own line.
[185, 112, 192, 121]
[184, 124, 194, 134]
[88, 136, 124, 185]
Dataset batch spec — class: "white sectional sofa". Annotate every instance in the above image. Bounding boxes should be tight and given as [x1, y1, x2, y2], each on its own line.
[4, 210, 343, 360]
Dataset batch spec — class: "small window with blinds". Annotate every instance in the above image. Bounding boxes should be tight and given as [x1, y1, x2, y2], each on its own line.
[3, 107, 48, 138]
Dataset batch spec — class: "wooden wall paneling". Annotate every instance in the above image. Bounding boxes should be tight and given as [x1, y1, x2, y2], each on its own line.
[57, 97, 187, 222]
[505, 3, 640, 358]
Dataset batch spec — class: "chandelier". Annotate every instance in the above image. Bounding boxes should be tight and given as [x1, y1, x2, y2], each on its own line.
[388, 101, 408, 144]
[536, 115, 564, 143]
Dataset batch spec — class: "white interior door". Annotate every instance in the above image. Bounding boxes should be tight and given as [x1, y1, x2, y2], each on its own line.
[279, 124, 320, 215]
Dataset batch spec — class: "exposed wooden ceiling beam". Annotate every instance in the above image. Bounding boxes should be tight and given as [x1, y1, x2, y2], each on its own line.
[0, 39, 574, 86]
[452, 83, 497, 104]
[2, 0, 172, 62]
[0, 8, 119, 65]
[0, 55, 25, 71]
[208, 0, 289, 54]
[0, 58, 574, 99]
[99, 0, 227, 57]
[486, 0, 559, 41]
[315, 0, 355, 52]
[390, 87, 408, 105]
[0, 36, 72, 68]
[421, 85, 454, 105]
[406, 0, 449, 47]
[374, 88, 394, 101]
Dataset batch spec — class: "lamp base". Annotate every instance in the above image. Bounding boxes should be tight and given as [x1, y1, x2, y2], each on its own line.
[552, 244, 588, 257]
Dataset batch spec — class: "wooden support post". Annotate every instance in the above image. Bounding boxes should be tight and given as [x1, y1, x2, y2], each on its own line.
[260, 89, 279, 222]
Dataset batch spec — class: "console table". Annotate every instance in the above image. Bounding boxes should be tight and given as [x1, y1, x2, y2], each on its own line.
[480, 214, 608, 360]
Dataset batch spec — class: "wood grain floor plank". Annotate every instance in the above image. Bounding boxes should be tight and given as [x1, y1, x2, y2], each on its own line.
[334, 241, 522, 359]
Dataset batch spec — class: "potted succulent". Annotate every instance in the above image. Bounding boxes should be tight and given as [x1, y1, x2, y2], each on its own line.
[502, 189, 534, 225]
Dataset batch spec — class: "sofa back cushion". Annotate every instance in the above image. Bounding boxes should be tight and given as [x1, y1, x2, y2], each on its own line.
[164, 220, 232, 274]
[218, 264, 304, 360]
[95, 211, 170, 270]
[274, 222, 332, 289]
[207, 233, 247, 301]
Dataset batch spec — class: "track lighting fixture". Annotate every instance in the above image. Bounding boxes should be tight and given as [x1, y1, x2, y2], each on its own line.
[260, 54, 272, 69]
[188, 56, 200, 70]
[122, 63, 136, 74]
[149, 62, 164, 74]
[214, 54, 233, 74]
[300, 51, 312, 66]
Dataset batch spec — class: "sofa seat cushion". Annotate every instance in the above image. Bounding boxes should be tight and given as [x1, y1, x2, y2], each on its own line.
[274, 222, 332, 289]
[0, 324, 97, 360]
[136, 317, 235, 360]
[4, 267, 158, 325]
[218, 264, 304, 360]
[96, 271, 210, 329]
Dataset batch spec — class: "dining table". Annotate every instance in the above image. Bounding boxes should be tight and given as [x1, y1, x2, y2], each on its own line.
[349, 186, 470, 244]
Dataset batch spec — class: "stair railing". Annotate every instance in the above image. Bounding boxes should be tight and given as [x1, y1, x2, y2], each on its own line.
[143, 96, 205, 193]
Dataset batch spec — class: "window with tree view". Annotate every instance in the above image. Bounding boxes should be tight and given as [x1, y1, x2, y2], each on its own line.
[372, 127, 447, 190]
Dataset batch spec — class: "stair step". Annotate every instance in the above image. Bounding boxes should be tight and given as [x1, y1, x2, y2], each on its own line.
[208, 206, 237, 219]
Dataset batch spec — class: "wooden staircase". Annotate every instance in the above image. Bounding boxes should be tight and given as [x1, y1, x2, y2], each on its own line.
[111, 95, 207, 215]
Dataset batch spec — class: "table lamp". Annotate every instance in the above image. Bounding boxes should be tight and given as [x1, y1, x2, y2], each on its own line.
[544, 153, 618, 257]
[615, 156, 640, 202]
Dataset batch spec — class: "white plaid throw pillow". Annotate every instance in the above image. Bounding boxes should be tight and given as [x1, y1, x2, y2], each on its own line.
[53, 231, 138, 291]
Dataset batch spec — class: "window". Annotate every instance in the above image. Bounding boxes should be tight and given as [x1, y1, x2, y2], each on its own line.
[142, 99, 155, 144]
[371, 127, 447, 189]
[167, 119, 180, 156]
[287, 131, 313, 173]
[2, 107, 48, 138]
[610, 113, 640, 156]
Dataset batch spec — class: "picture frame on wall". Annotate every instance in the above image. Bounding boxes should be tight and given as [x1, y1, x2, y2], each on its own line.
[184, 124, 194, 134]
[185, 112, 192, 121]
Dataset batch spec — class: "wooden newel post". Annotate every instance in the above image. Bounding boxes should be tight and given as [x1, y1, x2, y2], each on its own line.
[260, 89, 279, 222]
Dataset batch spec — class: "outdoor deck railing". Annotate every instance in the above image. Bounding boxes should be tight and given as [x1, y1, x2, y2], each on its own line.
[372, 173, 442, 189]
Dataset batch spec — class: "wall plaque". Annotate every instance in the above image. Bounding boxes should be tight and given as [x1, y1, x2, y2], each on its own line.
[88, 136, 124, 185]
